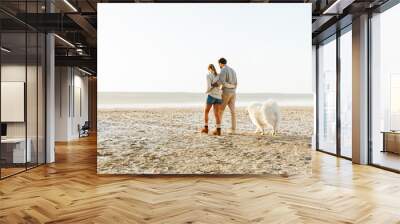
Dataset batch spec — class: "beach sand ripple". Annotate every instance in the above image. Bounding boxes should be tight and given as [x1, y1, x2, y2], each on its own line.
[97, 107, 313, 176]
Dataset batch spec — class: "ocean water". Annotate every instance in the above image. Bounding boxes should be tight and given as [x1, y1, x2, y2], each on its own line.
[98, 92, 314, 109]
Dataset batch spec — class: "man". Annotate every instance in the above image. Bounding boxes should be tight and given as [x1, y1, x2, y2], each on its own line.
[215, 57, 237, 134]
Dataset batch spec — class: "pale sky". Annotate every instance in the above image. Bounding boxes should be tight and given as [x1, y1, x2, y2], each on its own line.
[98, 3, 312, 93]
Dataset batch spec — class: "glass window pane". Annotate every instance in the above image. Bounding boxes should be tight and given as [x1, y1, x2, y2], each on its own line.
[1, 32, 27, 177]
[0, 1, 46, 179]
[340, 30, 352, 158]
[371, 4, 400, 171]
[318, 37, 337, 154]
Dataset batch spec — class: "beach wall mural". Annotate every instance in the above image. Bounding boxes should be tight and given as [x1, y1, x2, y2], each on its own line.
[97, 3, 313, 175]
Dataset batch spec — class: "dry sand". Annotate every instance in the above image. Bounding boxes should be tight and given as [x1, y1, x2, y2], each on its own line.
[97, 107, 313, 176]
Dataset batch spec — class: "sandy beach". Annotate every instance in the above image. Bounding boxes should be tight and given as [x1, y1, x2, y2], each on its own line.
[97, 107, 313, 176]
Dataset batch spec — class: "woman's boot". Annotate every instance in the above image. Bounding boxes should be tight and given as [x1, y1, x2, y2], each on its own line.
[201, 125, 209, 134]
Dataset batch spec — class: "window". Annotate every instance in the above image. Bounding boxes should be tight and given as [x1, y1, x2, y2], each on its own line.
[370, 3, 400, 171]
[340, 29, 352, 158]
[318, 36, 337, 154]
[0, 2, 47, 179]
[390, 74, 400, 130]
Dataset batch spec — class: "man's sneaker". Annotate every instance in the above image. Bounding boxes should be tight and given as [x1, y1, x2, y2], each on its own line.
[201, 126, 209, 134]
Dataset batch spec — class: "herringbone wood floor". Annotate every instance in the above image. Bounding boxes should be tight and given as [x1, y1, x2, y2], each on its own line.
[1, 136, 400, 224]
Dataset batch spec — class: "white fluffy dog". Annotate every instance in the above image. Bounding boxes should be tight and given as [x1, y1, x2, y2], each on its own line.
[247, 100, 280, 135]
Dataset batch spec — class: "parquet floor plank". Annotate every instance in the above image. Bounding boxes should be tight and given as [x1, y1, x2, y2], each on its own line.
[0, 136, 400, 223]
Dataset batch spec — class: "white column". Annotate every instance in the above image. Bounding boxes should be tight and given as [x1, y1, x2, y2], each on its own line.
[55, 67, 73, 141]
[46, 33, 55, 163]
[352, 14, 369, 164]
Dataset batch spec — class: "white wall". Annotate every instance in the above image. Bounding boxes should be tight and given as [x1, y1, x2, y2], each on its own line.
[1, 65, 26, 139]
[1, 63, 46, 164]
[55, 67, 89, 141]
[1, 65, 41, 138]
[55, 66, 70, 141]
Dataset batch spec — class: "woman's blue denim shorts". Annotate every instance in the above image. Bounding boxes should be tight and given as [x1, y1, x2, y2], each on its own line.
[207, 95, 222, 105]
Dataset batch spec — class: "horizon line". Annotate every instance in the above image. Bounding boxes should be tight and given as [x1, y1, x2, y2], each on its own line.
[98, 91, 314, 95]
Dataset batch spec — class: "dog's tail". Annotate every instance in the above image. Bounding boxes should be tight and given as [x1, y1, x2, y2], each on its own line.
[247, 102, 262, 126]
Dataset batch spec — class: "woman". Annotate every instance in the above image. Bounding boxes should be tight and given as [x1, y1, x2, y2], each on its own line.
[201, 64, 222, 136]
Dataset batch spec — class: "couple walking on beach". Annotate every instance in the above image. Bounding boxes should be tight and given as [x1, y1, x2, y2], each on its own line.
[201, 57, 237, 136]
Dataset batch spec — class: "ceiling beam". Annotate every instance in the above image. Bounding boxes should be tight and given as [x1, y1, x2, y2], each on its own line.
[55, 55, 96, 72]
[67, 13, 97, 46]
[323, 0, 356, 14]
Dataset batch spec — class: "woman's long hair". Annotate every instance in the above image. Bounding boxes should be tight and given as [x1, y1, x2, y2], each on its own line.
[208, 64, 218, 76]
